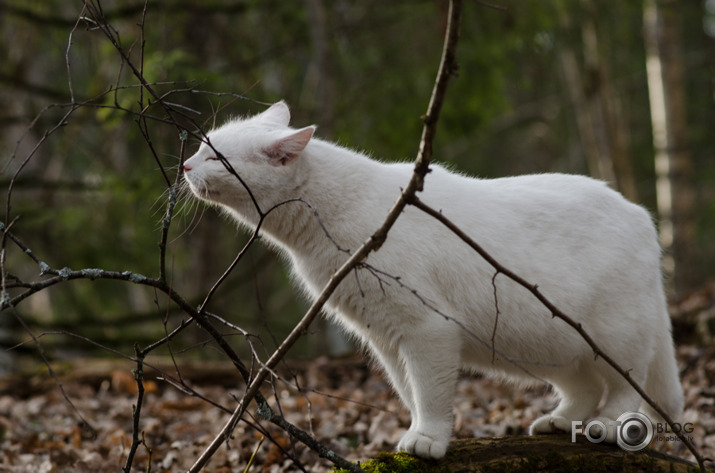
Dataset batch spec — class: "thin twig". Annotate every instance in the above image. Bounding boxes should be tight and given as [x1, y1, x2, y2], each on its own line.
[6, 307, 98, 439]
[1, 4, 366, 471]
[186, 2, 463, 471]
[6, 0, 704, 471]
[65, 4, 87, 103]
[473, 0, 508, 12]
[123, 345, 147, 473]
[360, 262, 555, 380]
[490, 271, 501, 364]
[159, 133, 185, 283]
[0, 206, 359, 473]
[409, 195, 709, 472]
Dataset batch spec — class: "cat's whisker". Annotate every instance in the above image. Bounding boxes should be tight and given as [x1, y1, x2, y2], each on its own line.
[169, 183, 210, 243]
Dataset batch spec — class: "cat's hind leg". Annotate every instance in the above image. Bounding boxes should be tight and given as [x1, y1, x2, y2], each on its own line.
[530, 366, 604, 435]
[587, 368, 646, 443]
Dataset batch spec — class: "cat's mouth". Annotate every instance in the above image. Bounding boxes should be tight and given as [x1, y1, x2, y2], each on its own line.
[185, 176, 217, 200]
[194, 186, 219, 200]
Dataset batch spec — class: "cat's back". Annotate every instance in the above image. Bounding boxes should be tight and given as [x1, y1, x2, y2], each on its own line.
[422, 169, 653, 237]
[404, 168, 659, 287]
[424, 169, 618, 209]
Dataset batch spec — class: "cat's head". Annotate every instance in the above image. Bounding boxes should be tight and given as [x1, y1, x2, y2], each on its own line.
[183, 101, 315, 213]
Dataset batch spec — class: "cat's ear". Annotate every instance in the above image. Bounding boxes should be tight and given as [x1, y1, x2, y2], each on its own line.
[265, 126, 315, 166]
[260, 101, 291, 126]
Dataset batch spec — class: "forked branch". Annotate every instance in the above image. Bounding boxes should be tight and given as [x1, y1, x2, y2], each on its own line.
[409, 196, 709, 472]
[186, 1, 464, 471]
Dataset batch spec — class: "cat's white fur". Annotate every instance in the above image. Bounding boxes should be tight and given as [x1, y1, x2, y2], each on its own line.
[183, 102, 683, 459]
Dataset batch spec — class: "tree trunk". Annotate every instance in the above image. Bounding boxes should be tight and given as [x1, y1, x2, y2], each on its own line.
[353, 435, 698, 473]
[302, 0, 335, 136]
[579, 0, 638, 202]
[557, 2, 638, 202]
[643, 0, 697, 297]
[557, 16, 616, 184]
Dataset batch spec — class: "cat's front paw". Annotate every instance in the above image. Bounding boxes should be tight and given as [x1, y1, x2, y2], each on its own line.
[397, 430, 448, 460]
[529, 414, 572, 434]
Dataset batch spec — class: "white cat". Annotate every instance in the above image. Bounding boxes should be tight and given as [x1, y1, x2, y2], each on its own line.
[183, 101, 683, 459]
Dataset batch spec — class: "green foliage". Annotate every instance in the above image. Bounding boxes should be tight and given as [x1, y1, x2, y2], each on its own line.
[1, 0, 714, 357]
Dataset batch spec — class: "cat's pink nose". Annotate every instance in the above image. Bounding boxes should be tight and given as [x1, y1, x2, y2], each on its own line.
[183, 162, 192, 172]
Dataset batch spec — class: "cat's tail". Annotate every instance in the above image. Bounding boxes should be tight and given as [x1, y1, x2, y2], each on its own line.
[640, 324, 684, 424]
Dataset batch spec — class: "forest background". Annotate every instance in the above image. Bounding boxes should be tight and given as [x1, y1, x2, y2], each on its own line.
[0, 0, 713, 406]
[2, 0, 713, 362]
[1, 1, 714, 472]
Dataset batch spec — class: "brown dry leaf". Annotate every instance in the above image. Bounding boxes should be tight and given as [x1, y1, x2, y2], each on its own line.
[0, 345, 713, 472]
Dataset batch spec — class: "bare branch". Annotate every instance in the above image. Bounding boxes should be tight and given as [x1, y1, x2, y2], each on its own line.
[6, 307, 98, 439]
[409, 195, 709, 472]
[490, 271, 501, 364]
[4, 0, 707, 471]
[122, 346, 147, 473]
[158, 133, 186, 283]
[187, 1, 463, 471]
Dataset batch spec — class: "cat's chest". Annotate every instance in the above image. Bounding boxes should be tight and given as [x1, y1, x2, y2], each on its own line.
[292, 258, 360, 311]
[295, 260, 416, 342]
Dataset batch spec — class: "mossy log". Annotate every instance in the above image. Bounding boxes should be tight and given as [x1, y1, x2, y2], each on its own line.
[345, 435, 702, 473]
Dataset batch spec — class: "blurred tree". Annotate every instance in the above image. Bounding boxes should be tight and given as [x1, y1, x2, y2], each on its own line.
[1, 0, 713, 359]
[556, 0, 637, 201]
[643, 0, 697, 297]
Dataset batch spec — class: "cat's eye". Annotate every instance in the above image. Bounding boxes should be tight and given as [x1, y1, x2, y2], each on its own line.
[207, 152, 228, 162]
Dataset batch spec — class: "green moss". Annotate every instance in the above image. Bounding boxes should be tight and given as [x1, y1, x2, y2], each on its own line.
[335, 443, 704, 473]
[333, 451, 443, 473]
